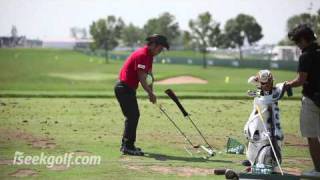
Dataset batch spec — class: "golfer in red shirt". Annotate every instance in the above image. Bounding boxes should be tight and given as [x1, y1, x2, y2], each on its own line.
[115, 34, 169, 156]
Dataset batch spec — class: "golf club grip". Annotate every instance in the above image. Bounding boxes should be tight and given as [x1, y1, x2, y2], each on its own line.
[286, 86, 293, 97]
[165, 89, 189, 117]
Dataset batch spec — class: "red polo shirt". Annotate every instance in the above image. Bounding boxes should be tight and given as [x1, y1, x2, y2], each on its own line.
[119, 46, 153, 90]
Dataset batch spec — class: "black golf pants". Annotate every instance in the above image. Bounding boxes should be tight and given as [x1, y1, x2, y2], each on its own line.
[114, 81, 140, 148]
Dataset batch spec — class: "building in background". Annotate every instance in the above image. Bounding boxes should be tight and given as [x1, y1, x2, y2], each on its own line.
[0, 36, 42, 48]
[271, 46, 301, 61]
[42, 38, 92, 49]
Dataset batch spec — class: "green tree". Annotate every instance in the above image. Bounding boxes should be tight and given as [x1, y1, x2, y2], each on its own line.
[316, 9, 320, 39]
[10, 25, 18, 47]
[70, 27, 78, 39]
[189, 11, 221, 68]
[81, 28, 87, 39]
[182, 31, 193, 50]
[287, 13, 318, 32]
[143, 12, 180, 44]
[278, 37, 294, 46]
[121, 23, 144, 51]
[11, 25, 18, 38]
[70, 27, 87, 39]
[280, 10, 320, 45]
[224, 14, 263, 60]
[89, 16, 124, 63]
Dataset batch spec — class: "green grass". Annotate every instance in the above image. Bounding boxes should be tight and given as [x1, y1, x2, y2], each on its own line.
[0, 48, 300, 97]
[0, 48, 310, 179]
[0, 98, 312, 179]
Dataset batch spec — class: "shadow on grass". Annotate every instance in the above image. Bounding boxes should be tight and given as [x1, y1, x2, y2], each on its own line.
[144, 152, 233, 164]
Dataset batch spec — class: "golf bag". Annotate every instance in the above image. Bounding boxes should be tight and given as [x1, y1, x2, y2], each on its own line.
[244, 82, 290, 168]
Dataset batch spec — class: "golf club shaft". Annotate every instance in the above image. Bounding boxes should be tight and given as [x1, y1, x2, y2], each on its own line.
[158, 106, 195, 147]
[256, 105, 284, 175]
[186, 116, 214, 149]
[165, 89, 214, 151]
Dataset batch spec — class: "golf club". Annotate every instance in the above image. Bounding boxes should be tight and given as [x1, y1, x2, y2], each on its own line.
[256, 105, 284, 175]
[164, 89, 216, 157]
[158, 104, 199, 148]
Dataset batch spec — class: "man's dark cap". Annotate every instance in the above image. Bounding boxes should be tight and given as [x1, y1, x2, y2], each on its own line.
[146, 34, 170, 50]
[288, 24, 317, 42]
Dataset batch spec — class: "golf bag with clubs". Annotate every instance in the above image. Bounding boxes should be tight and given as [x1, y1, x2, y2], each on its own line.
[244, 70, 292, 171]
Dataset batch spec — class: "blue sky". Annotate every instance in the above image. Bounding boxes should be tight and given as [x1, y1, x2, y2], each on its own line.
[0, 0, 319, 44]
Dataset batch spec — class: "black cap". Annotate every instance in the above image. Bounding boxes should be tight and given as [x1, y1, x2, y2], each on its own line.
[146, 34, 170, 50]
[288, 24, 317, 43]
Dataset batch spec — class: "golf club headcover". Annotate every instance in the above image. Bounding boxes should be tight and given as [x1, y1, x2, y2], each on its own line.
[225, 169, 239, 179]
[286, 86, 293, 97]
[165, 89, 189, 117]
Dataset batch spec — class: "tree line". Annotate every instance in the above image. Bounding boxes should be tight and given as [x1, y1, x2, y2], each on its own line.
[88, 11, 263, 67]
[279, 9, 320, 45]
[85, 9, 320, 67]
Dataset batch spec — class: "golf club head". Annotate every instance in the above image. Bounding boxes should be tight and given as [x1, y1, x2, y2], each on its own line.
[200, 145, 215, 157]
[247, 90, 258, 97]
[225, 169, 239, 180]
[214, 168, 226, 175]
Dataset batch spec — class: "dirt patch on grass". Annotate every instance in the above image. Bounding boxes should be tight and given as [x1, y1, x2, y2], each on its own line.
[119, 156, 132, 162]
[283, 167, 302, 176]
[283, 158, 312, 166]
[47, 164, 70, 171]
[0, 128, 56, 149]
[284, 134, 308, 148]
[0, 159, 13, 165]
[31, 139, 56, 149]
[155, 76, 208, 85]
[127, 165, 144, 171]
[9, 169, 38, 177]
[125, 165, 213, 177]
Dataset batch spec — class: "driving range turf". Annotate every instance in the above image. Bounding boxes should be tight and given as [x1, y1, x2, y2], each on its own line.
[0, 48, 312, 179]
[0, 98, 312, 179]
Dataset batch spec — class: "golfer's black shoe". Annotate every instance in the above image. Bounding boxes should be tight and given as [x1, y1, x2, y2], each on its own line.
[133, 145, 142, 152]
[242, 160, 251, 166]
[120, 145, 142, 152]
[121, 146, 144, 156]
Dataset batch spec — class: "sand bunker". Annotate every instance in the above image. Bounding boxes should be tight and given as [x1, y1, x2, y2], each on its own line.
[155, 76, 208, 85]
